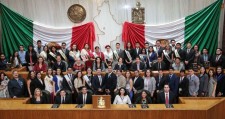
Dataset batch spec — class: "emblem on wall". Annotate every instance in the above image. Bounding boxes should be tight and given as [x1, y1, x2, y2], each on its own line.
[67, 4, 86, 23]
[132, 2, 145, 24]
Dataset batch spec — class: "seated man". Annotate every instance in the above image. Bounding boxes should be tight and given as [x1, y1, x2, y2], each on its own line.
[77, 86, 92, 104]
[157, 84, 175, 104]
[172, 57, 185, 71]
[53, 55, 66, 72]
[131, 57, 146, 71]
[8, 70, 27, 98]
[152, 57, 166, 71]
[55, 89, 72, 104]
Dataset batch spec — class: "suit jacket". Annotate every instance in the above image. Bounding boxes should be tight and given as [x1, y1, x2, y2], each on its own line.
[155, 75, 167, 91]
[187, 74, 200, 96]
[59, 48, 70, 61]
[131, 62, 146, 71]
[148, 52, 157, 62]
[216, 74, 225, 96]
[211, 55, 225, 68]
[76, 93, 92, 104]
[165, 74, 179, 96]
[184, 49, 195, 68]
[55, 95, 72, 104]
[133, 48, 142, 60]
[92, 75, 106, 92]
[124, 49, 134, 62]
[157, 91, 176, 104]
[53, 61, 66, 72]
[152, 62, 166, 71]
[25, 51, 38, 64]
[133, 76, 144, 91]
[31, 96, 46, 104]
[178, 76, 189, 97]
[155, 46, 164, 57]
[114, 64, 127, 71]
[199, 54, 211, 66]
[105, 73, 117, 92]
[175, 49, 185, 61]
[8, 78, 27, 98]
[62, 74, 75, 92]
[30, 78, 45, 95]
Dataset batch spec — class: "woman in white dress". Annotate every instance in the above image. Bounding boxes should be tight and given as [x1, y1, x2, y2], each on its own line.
[113, 87, 132, 104]
[39, 45, 49, 67]
[69, 44, 80, 67]
[104, 45, 113, 68]
[125, 71, 133, 100]
[74, 71, 85, 93]
[44, 68, 55, 103]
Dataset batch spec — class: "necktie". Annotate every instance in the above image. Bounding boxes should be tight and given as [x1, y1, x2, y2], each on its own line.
[165, 94, 169, 104]
[99, 76, 102, 85]
[180, 77, 182, 83]
[17, 80, 22, 88]
[158, 63, 161, 69]
[216, 56, 219, 61]
[83, 94, 86, 104]
[187, 49, 190, 54]
[62, 97, 65, 104]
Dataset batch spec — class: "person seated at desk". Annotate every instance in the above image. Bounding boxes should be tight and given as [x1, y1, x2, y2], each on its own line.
[113, 87, 131, 104]
[0, 72, 9, 98]
[73, 57, 85, 72]
[114, 57, 127, 71]
[8, 70, 28, 98]
[55, 89, 72, 104]
[152, 57, 166, 71]
[157, 84, 175, 104]
[0, 53, 7, 70]
[131, 57, 146, 71]
[135, 90, 152, 104]
[53, 55, 66, 72]
[10, 51, 22, 68]
[77, 86, 92, 104]
[31, 88, 46, 104]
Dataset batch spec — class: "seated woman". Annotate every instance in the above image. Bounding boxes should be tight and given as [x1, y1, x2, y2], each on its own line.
[0, 53, 7, 70]
[73, 57, 85, 71]
[31, 88, 46, 104]
[135, 90, 152, 104]
[114, 57, 127, 71]
[92, 57, 105, 72]
[113, 87, 132, 104]
[0, 72, 9, 98]
[33, 56, 47, 73]
[74, 71, 85, 93]
[10, 51, 22, 68]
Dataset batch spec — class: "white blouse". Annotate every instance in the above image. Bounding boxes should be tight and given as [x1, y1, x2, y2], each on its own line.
[113, 95, 131, 104]
[44, 75, 53, 93]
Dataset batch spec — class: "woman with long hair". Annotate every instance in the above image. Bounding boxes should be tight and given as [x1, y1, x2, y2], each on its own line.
[113, 87, 131, 104]
[44, 68, 55, 103]
[207, 69, 217, 97]
[25, 45, 37, 71]
[0, 72, 9, 98]
[31, 88, 46, 104]
[27, 71, 36, 98]
[53, 68, 63, 95]
[74, 71, 85, 93]
[33, 56, 47, 73]
[10, 51, 22, 68]
[92, 57, 105, 71]
[125, 71, 133, 100]
[198, 66, 209, 97]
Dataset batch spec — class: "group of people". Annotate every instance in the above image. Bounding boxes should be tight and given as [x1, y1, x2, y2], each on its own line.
[0, 39, 225, 105]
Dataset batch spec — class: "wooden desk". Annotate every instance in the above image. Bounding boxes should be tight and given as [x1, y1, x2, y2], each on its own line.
[0, 98, 224, 119]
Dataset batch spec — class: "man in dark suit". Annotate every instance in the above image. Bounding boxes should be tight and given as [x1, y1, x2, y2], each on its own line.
[104, 65, 117, 103]
[92, 68, 106, 95]
[144, 42, 150, 56]
[53, 55, 67, 72]
[174, 43, 185, 62]
[184, 42, 195, 69]
[133, 70, 144, 94]
[155, 69, 167, 93]
[165, 67, 179, 98]
[152, 57, 166, 71]
[59, 42, 70, 61]
[154, 40, 164, 57]
[131, 57, 146, 71]
[199, 48, 211, 67]
[133, 42, 142, 60]
[77, 86, 92, 104]
[55, 89, 72, 104]
[211, 48, 225, 69]
[157, 84, 176, 104]
[178, 70, 189, 97]
[8, 71, 27, 98]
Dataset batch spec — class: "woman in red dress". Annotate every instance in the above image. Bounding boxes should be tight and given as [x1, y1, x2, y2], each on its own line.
[80, 43, 94, 70]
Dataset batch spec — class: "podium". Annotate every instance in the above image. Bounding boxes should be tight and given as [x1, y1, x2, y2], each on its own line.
[92, 95, 111, 109]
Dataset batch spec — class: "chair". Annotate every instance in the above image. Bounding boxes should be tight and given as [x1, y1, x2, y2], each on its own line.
[42, 90, 51, 104]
